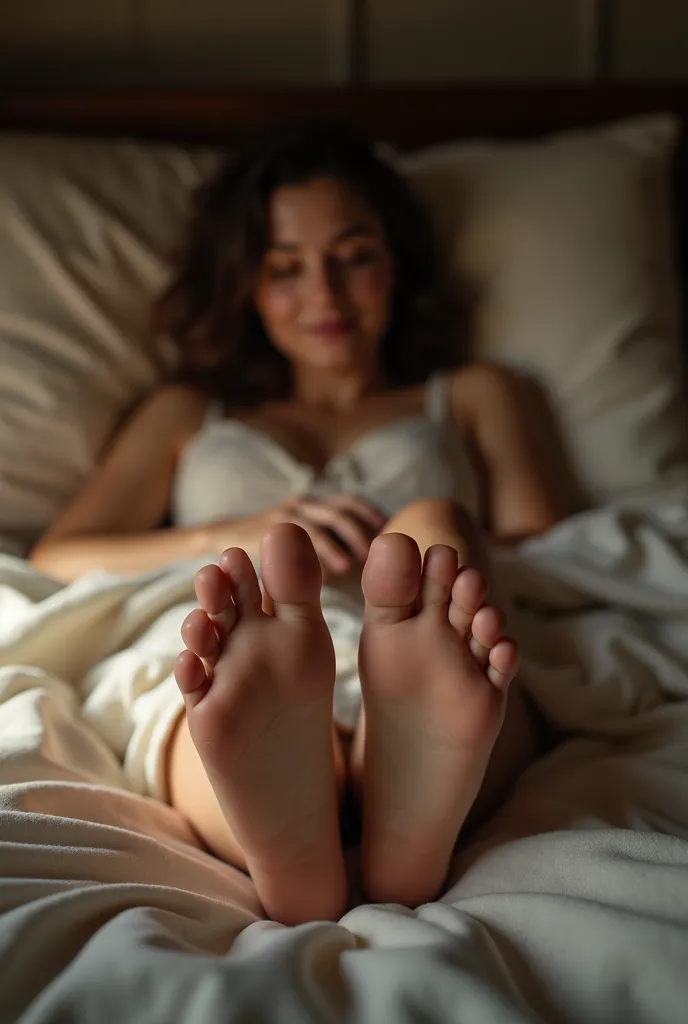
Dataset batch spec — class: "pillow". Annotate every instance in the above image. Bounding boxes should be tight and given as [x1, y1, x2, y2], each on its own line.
[0, 133, 221, 552]
[0, 117, 685, 554]
[398, 115, 688, 508]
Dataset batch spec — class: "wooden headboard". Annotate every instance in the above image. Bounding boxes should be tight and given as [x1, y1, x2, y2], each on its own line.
[1, 83, 686, 313]
[1, 83, 687, 148]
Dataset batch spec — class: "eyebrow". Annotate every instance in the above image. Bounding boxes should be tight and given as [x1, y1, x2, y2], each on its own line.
[270, 223, 376, 253]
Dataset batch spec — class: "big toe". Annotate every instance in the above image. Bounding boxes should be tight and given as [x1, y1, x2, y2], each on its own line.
[260, 523, 323, 619]
[362, 533, 422, 624]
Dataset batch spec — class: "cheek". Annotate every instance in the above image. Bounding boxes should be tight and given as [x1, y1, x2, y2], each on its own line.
[350, 265, 393, 314]
[255, 285, 299, 331]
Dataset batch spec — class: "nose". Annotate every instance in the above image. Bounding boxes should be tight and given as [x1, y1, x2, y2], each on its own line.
[308, 257, 343, 306]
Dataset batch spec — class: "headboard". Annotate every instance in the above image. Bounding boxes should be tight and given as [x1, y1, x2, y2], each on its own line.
[0, 83, 687, 150]
[1, 82, 686, 303]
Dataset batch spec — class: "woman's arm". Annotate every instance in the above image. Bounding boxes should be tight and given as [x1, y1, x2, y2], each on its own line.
[452, 364, 564, 543]
[29, 385, 262, 582]
[30, 385, 384, 583]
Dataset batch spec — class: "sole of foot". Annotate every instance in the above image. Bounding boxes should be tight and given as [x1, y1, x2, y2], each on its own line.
[174, 523, 347, 925]
[358, 533, 518, 906]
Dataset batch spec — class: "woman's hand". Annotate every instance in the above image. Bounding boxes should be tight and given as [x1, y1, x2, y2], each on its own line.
[265, 494, 386, 577]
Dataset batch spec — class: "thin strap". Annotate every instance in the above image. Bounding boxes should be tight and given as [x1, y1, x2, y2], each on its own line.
[425, 372, 450, 422]
[203, 399, 225, 426]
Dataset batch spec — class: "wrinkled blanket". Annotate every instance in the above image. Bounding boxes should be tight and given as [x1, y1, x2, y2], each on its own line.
[1, 483, 688, 1023]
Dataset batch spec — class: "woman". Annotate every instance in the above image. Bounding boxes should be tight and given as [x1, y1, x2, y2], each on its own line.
[31, 120, 561, 926]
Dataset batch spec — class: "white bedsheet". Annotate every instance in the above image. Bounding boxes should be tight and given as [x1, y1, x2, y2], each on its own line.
[1, 484, 688, 1023]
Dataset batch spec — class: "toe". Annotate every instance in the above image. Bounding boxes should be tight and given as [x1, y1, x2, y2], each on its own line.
[260, 523, 324, 622]
[487, 637, 519, 691]
[448, 567, 488, 637]
[362, 533, 422, 625]
[420, 545, 459, 608]
[471, 604, 505, 649]
[195, 563, 230, 613]
[219, 548, 263, 617]
[181, 608, 221, 664]
[195, 563, 236, 634]
[174, 649, 209, 706]
[468, 605, 505, 668]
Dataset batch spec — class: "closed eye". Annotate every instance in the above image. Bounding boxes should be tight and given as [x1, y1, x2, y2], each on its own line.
[341, 248, 377, 267]
[266, 262, 301, 280]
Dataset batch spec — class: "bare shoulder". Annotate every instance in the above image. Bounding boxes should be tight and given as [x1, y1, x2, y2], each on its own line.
[447, 363, 520, 423]
[449, 362, 518, 394]
[138, 383, 210, 419]
[118, 384, 211, 453]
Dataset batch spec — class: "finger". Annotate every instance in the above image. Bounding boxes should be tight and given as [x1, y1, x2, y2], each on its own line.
[293, 519, 351, 574]
[311, 531, 353, 574]
[303, 506, 372, 562]
[325, 494, 386, 529]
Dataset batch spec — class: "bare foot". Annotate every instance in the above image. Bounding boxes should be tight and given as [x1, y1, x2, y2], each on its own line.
[358, 534, 518, 906]
[174, 523, 346, 925]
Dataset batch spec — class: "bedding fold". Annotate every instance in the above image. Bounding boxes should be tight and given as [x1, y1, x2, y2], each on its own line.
[1, 485, 688, 1022]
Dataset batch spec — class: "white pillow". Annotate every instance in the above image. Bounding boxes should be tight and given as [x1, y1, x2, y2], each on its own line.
[398, 115, 688, 506]
[0, 133, 220, 551]
[0, 117, 685, 553]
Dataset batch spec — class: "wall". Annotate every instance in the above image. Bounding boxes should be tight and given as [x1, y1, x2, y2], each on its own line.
[1, 0, 686, 87]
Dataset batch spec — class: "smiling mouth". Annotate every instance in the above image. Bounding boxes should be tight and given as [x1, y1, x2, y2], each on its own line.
[306, 317, 356, 338]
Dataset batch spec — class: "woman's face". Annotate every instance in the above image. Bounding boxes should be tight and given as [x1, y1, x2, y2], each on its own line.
[253, 177, 394, 374]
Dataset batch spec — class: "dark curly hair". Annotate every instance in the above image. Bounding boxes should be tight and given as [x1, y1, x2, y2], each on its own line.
[154, 119, 463, 406]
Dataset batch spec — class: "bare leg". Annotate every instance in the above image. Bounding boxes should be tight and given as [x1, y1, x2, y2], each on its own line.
[382, 498, 489, 574]
[170, 524, 347, 925]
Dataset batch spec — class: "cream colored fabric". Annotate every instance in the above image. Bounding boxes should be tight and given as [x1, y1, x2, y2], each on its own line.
[0, 133, 220, 551]
[399, 115, 688, 506]
[172, 372, 481, 526]
[1, 487, 688, 1020]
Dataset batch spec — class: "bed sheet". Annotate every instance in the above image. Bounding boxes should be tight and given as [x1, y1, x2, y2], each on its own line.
[1, 484, 688, 1023]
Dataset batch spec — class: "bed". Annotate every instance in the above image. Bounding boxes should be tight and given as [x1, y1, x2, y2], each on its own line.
[1, 84, 688, 1023]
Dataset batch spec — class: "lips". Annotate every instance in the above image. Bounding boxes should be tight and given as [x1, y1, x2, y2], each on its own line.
[306, 316, 355, 337]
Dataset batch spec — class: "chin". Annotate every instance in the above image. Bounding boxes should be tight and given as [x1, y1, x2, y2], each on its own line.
[315, 352, 363, 373]
[300, 335, 376, 371]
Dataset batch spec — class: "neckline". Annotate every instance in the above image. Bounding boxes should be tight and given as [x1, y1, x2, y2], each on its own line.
[220, 412, 434, 477]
